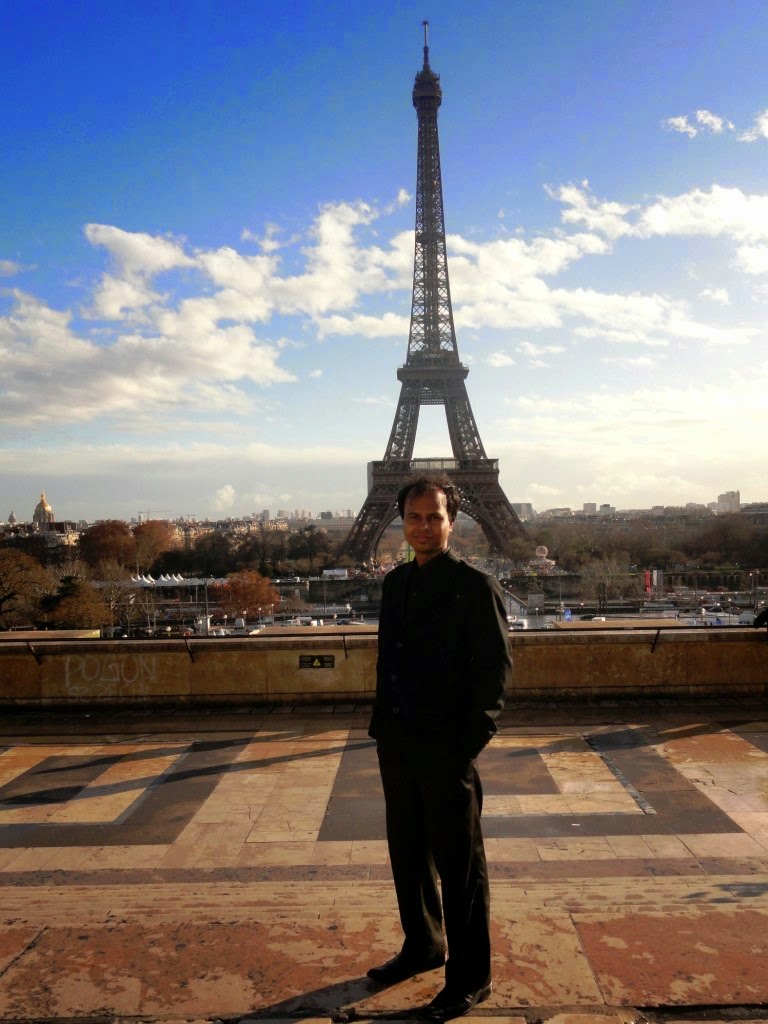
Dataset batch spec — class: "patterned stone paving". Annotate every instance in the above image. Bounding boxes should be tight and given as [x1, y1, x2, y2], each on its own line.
[0, 703, 767, 1023]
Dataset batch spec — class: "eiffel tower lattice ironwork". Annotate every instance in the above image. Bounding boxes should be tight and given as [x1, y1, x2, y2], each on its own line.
[343, 24, 525, 564]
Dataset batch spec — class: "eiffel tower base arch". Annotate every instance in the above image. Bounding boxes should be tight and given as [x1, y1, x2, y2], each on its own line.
[342, 458, 525, 565]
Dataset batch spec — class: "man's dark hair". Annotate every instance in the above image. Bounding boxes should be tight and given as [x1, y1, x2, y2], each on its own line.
[397, 475, 461, 523]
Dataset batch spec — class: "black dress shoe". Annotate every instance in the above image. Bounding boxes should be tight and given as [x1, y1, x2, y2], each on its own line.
[367, 950, 446, 986]
[426, 982, 492, 1019]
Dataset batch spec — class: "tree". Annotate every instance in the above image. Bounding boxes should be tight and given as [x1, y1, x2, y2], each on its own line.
[1, 533, 49, 565]
[152, 545, 192, 576]
[236, 523, 271, 576]
[92, 558, 144, 631]
[79, 520, 136, 569]
[133, 520, 178, 573]
[287, 525, 331, 573]
[266, 531, 288, 577]
[192, 532, 235, 576]
[208, 570, 280, 621]
[48, 581, 110, 629]
[0, 549, 56, 628]
[579, 556, 638, 613]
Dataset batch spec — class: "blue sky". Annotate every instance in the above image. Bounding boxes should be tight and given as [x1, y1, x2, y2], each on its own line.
[2, 0, 768, 523]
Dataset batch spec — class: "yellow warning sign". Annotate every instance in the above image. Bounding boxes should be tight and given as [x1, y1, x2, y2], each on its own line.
[299, 655, 335, 669]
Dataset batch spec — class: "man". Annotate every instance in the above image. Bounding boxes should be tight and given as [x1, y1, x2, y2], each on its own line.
[367, 475, 512, 1020]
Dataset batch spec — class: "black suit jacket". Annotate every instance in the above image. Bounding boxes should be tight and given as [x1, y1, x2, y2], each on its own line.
[371, 549, 511, 754]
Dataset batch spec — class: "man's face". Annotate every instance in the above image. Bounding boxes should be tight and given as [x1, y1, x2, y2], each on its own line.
[402, 488, 454, 565]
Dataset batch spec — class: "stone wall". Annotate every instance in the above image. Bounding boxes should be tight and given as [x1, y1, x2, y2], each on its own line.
[0, 627, 766, 706]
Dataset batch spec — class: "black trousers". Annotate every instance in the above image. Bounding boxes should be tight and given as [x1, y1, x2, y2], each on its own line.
[375, 715, 492, 992]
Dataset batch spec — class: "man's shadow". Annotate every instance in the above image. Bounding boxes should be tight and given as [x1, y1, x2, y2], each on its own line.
[252, 973, 433, 1020]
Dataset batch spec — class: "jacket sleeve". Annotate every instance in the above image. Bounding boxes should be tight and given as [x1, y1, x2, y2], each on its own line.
[463, 570, 511, 757]
[369, 568, 397, 739]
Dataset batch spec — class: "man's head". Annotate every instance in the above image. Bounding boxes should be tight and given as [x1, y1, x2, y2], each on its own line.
[397, 476, 460, 564]
[396, 475, 460, 522]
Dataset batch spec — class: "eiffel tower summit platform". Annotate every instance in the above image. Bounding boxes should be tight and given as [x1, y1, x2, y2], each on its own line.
[343, 23, 525, 565]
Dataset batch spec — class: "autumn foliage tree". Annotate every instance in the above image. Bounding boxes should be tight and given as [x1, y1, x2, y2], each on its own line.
[208, 570, 280, 621]
[48, 580, 111, 629]
[133, 520, 178, 573]
[78, 520, 136, 569]
[0, 549, 56, 628]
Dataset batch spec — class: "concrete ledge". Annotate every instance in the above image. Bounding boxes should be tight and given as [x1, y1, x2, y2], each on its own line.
[0, 626, 766, 706]
[0, 632, 377, 706]
[509, 625, 768, 700]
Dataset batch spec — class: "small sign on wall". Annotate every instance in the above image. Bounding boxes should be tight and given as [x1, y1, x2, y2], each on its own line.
[299, 655, 335, 669]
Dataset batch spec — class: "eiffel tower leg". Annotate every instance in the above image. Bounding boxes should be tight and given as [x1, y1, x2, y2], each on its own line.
[452, 472, 526, 557]
[342, 477, 402, 564]
[384, 381, 421, 461]
[444, 379, 486, 460]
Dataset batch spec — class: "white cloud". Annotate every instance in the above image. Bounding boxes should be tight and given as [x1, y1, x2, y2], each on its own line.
[85, 223, 195, 280]
[273, 200, 378, 316]
[0, 279, 295, 428]
[213, 484, 237, 511]
[241, 222, 290, 253]
[384, 188, 411, 213]
[517, 341, 566, 359]
[487, 351, 515, 368]
[354, 395, 394, 406]
[637, 185, 768, 242]
[558, 288, 673, 345]
[699, 287, 730, 305]
[734, 243, 768, 275]
[664, 115, 698, 138]
[0, 260, 21, 277]
[555, 182, 768, 249]
[695, 109, 735, 133]
[197, 246, 276, 314]
[550, 182, 635, 239]
[739, 108, 768, 142]
[86, 274, 160, 320]
[316, 311, 408, 338]
[664, 110, 735, 138]
[601, 355, 655, 368]
[84, 224, 197, 321]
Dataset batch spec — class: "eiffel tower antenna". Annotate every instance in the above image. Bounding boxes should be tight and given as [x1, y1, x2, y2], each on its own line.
[342, 27, 526, 564]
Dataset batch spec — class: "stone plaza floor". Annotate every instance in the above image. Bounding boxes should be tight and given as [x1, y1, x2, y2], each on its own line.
[0, 699, 767, 1024]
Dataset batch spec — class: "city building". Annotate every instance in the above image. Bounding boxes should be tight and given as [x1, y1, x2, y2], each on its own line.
[717, 490, 741, 514]
[32, 492, 55, 531]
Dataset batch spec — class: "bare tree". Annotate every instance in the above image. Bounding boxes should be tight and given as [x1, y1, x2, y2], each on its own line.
[579, 556, 640, 613]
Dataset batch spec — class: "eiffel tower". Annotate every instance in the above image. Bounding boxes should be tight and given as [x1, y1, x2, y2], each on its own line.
[343, 24, 526, 564]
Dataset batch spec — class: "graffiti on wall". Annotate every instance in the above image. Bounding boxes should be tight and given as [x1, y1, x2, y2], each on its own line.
[64, 653, 158, 700]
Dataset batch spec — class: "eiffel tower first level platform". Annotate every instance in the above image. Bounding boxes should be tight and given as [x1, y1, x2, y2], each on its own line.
[342, 24, 526, 565]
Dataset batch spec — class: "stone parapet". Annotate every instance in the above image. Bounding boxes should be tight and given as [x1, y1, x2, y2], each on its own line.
[0, 626, 766, 706]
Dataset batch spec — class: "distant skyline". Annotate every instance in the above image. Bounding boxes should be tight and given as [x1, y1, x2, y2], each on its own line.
[9, 487, 751, 527]
[2, 1, 768, 523]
